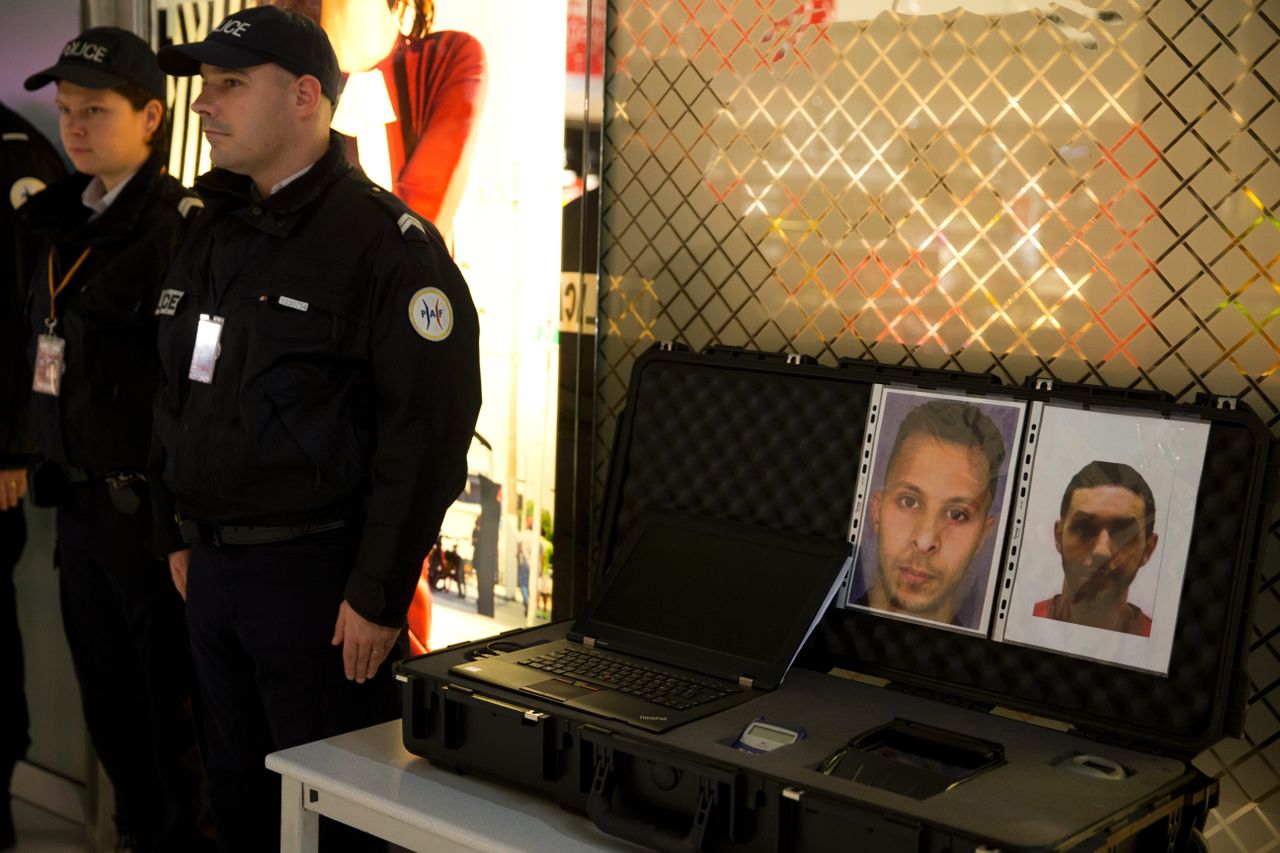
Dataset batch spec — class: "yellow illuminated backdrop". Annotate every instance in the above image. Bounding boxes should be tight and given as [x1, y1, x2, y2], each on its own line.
[598, 0, 1279, 847]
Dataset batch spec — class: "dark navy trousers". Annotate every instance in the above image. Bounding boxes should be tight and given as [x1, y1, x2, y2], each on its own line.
[186, 528, 400, 853]
[55, 482, 209, 851]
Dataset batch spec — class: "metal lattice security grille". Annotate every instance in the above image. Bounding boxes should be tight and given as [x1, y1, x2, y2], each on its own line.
[597, 0, 1279, 847]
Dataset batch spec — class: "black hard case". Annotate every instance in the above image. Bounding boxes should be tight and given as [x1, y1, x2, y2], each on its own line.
[396, 344, 1274, 852]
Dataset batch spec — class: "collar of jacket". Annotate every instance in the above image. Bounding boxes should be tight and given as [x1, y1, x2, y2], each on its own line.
[18, 147, 168, 246]
[195, 132, 353, 239]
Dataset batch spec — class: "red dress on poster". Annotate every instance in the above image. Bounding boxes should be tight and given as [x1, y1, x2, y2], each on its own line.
[344, 30, 486, 237]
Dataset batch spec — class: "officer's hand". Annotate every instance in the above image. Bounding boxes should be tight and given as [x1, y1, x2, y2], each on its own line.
[331, 599, 401, 683]
[169, 549, 191, 600]
[0, 469, 27, 511]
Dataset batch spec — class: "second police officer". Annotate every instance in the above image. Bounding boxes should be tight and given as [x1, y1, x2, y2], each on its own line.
[20, 28, 211, 853]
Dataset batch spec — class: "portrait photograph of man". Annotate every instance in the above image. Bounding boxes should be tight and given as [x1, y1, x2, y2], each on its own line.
[1036, 461, 1159, 637]
[1000, 406, 1210, 674]
[849, 388, 1025, 634]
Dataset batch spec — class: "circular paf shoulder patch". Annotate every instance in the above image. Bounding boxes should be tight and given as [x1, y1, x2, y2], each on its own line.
[409, 287, 453, 341]
[10, 176, 47, 210]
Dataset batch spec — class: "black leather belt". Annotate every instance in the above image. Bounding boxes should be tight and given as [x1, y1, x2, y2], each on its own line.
[59, 464, 143, 484]
[178, 517, 348, 547]
[58, 466, 147, 513]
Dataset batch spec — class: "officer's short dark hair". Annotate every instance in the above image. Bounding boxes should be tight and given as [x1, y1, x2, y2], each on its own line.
[113, 81, 168, 155]
[1059, 460, 1156, 538]
[884, 399, 1006, 510]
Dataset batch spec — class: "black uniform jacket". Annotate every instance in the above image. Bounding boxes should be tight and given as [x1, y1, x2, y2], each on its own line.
[1, 103, 66, 468]
[21, 148, 197, 474]
[151, 134, 481, 627]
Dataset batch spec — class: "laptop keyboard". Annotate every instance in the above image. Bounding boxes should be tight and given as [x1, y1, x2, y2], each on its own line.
[518, 647, 742, 711]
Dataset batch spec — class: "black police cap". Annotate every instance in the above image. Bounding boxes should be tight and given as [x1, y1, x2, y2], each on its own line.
[157, 6, 340, 103]
[25, 27, 167, 102]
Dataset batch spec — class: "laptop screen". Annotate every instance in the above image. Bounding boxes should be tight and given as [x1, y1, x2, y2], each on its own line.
[575, 511, 850, 687]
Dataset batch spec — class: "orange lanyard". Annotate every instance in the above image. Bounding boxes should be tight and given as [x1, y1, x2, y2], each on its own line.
[45, 245, 92, 332]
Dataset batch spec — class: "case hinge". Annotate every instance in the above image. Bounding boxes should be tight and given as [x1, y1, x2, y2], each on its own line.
[738, 676, 754, 688]
[583, 636, 597, 648]
[785, 353, 803, 365]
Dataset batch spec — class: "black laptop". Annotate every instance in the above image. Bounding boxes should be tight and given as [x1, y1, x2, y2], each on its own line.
[448, 510, 851, 733]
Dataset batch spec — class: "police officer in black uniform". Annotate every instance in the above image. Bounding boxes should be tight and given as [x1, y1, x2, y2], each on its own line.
[153, 8, 480, 851]
[20, 29, 210, 853]
[0, 100, 65, 853]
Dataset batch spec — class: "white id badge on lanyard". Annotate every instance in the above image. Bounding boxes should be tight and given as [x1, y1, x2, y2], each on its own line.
[32, 334, 65, 396]
[188, 314, 225, 383]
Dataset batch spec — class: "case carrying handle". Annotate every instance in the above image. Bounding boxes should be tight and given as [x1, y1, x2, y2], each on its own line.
[586, 750, 715, 853]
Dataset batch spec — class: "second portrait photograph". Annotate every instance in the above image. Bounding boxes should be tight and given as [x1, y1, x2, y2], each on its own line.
[999, 404, 1210, 675]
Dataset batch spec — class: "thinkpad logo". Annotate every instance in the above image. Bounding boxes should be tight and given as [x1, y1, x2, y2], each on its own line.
[638, 715, 668, 721]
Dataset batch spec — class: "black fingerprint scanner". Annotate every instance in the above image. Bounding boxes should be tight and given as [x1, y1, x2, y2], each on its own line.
[820, 719, 1005, 800]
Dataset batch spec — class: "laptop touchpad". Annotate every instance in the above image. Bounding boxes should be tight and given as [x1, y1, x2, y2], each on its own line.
[523, 678, 598, 701]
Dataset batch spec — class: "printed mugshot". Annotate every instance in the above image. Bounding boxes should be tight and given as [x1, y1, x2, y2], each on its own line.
[1035, 460, 1159, 637]
[1001, 406, 1209, 674]
[850, 388, 1024, 634]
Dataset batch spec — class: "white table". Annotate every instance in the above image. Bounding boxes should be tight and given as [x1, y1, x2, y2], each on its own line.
[265, 720, 644, 852]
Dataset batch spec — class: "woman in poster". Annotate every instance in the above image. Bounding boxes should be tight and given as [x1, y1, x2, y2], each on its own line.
[274, 0, 486, 238]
